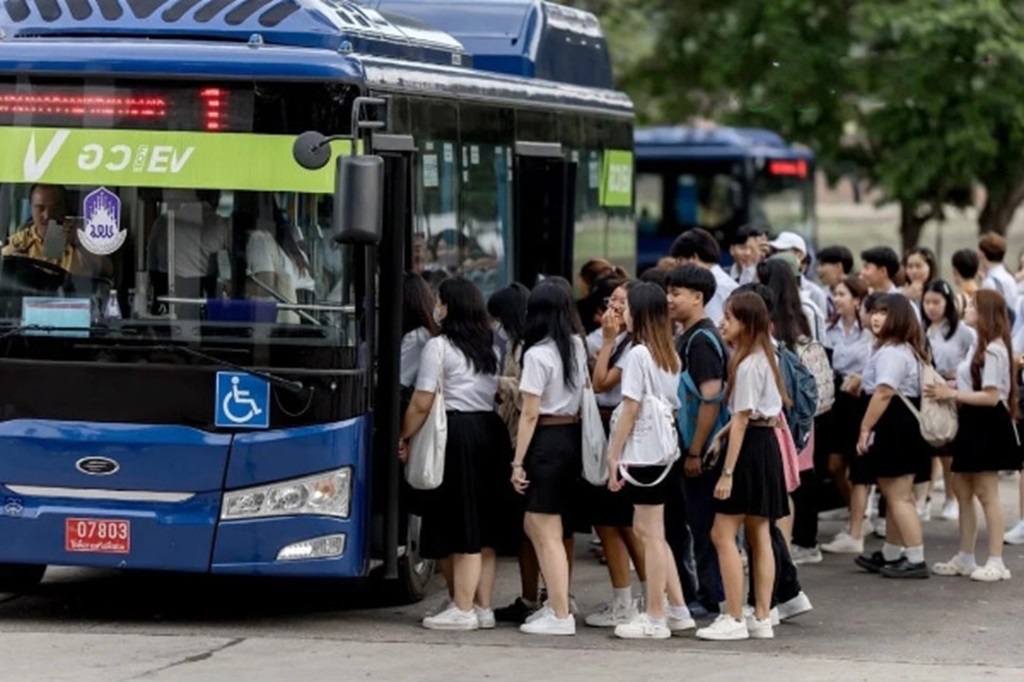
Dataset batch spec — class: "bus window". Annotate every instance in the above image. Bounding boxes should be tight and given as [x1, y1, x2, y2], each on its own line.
[636, 172, 663, 235]
[751, 169, 813, 235]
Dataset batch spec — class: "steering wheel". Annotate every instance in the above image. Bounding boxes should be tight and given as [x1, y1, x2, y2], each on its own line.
[0, 255, 68, 294]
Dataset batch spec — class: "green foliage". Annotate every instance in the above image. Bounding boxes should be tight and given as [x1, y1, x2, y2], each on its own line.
[574, 0, 1024, 240]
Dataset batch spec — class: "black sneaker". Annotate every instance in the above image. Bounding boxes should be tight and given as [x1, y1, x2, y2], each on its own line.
[854, 551, 897, 573]
[494, 597, 538, 624]
[880, 558, 930, 579]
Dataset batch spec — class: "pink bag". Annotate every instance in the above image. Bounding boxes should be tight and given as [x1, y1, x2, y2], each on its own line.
[798, 428, 815, 473]
[775, 413, 802, 493]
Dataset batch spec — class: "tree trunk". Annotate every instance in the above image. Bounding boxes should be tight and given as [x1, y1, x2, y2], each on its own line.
[899, 201, 930, 253]
[978, 178, 1024, 235]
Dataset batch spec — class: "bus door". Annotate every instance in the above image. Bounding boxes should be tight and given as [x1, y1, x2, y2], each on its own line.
[513, 142, 577, 286]
[366, 133, 432, 600]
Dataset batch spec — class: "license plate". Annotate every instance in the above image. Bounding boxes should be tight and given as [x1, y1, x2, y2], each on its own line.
[65, 518, 130, 554]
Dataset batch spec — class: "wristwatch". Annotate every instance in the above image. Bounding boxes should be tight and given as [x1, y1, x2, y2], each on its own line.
[723, 467, 734, 477]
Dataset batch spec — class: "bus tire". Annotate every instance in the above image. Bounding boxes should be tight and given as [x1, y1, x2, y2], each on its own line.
[0, 563, 45, 593]
[396, 514, 434, 603]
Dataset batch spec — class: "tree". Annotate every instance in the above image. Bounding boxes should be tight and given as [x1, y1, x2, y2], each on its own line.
[588, 0, 1024, 246]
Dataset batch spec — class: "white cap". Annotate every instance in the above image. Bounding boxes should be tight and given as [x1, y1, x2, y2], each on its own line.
[768, 231, 807, 255]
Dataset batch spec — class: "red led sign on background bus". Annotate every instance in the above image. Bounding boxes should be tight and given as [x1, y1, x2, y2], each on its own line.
[768, 159, 808, 179]
[0, 84, 250, 131]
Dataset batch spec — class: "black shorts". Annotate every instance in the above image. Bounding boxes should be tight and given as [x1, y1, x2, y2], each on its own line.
[524, 423, 582, 517]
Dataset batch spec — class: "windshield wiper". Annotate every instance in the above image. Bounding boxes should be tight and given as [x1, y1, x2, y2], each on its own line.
[147, 343, 308, 396]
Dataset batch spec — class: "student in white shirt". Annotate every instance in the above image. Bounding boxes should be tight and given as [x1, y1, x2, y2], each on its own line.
[927, 290, 1023, 582]
[855, 294, 932, 579]
[511, 281, 586, 636]
[399, 277, 509, 632]
[400, 272, 439, 393]
[670, 227, 738, 326]
[978, 233, 1019, 317]
[921, 280, 976, 521]
[605, 282, 695, 640]
[697, 292, 791, 642]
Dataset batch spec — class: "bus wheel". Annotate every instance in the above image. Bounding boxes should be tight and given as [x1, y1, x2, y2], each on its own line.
[0, 564, 45, 593]
[396, 514, 434, 603]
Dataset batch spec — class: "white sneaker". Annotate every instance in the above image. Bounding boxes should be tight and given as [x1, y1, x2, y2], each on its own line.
[790, 545, 823, 565]
[743, 604, 780, 627]
[525, 604, 553, 624]
[970, 561, 1011, 582]
[821, 532, 864, 554]
[667, 608, 697, 633]
[519, 611, 575, 635]
[696, 614, 749, 641]
[777, 592, 812, 621]
[614, 613, 671, 640]
[917, 500, 932, 522]
[940, 499, 959, 520]
[475, 607, 496, 629]
[584, 600, 636, 627]
[932, 554, 976, 576]
[423, 605, 479, 631]
[744, 613, 774, 639]
[1004, 520, 1024, 545]
[423, 597, 453, 618]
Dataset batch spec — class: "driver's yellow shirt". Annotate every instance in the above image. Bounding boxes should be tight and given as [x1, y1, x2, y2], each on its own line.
[1, 225, 110, 277]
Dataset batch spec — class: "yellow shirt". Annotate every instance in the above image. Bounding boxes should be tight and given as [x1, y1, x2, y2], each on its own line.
[1, 224, 111, 278]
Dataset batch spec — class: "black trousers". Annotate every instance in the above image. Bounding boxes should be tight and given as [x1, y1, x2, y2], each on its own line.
[747, 523, 803, 608]
[663, 462, 700, 604]
[791, 469, 819, 549]
[683, 471, 724, 610]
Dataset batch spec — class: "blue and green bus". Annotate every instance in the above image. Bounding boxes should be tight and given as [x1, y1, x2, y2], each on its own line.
[634, 125, 816, 272]
[0, 0, 634, 601]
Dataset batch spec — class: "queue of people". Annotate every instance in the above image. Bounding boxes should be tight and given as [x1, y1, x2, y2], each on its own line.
[395, 227, 1024, 642]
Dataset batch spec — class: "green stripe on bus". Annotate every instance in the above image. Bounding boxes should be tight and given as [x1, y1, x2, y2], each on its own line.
[1, 127, 352, 192]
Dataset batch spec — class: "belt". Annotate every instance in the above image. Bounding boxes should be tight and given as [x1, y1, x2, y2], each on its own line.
[749, 417, 781, 428]
[538, 415, 580, 426]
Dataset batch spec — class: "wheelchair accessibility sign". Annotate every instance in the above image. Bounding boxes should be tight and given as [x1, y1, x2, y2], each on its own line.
[215, 372, 270, 429]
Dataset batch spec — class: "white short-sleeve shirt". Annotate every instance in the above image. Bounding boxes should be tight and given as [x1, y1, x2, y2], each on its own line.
[928, 321, 976, 378]
[826, 321, 873, 377]
[862, 343, 921, 397]
[400, 327, 431, 388]
[414, 336, 498, 412]
[729, 350, 783, 418]
[586, 329, 631, 407]
[520, 336, 586, 415]
[956, 340, 1012, 402]
[619, 345, 681, 409]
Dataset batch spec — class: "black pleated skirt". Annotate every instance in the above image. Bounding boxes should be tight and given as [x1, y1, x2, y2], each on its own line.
[715, 426, 789, 520]
[418, 411, 511, 559]
[863, 396, 931, 480]
[952, 403, 1024, 473]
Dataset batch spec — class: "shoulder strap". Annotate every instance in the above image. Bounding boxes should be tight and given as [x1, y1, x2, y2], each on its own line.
[685, 327, 725, 360]
[437, 338, 446, 393]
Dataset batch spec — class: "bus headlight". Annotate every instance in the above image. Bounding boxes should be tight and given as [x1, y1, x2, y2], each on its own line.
[221, 468, 352, 520]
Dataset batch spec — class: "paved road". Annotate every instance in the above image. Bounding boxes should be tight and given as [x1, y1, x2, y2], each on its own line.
[2, 479, 1023, 681]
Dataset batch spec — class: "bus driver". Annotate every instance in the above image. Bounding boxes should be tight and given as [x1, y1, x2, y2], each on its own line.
[2, 184, 112, 279]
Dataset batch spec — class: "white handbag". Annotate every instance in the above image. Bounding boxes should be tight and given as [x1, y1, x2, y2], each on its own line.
[405, 340, 447, 490]
[580, 357, 609, 485]
[612, 347, 681, 487]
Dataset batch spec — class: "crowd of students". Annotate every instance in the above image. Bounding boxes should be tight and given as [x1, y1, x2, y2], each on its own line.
[395, 226, 1024, 642]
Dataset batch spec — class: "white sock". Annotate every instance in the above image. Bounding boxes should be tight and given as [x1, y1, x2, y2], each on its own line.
[882, 543, 903, 562]
[905, 545, 925, 564]
[667, 604, 691, 619]
[613, 586, 632, 608]
[989, 555, 1006, 569]
[957, 552, 977, 570]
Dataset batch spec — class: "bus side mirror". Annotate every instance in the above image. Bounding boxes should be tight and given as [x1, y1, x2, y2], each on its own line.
[333, 155, 384, 245]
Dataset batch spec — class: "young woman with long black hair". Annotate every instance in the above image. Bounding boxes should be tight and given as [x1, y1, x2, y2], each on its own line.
[399, 277, 510, 631]
[511, 280, 586, 636]
[921, 280, 975, 522]
[928, 290, 1022, 581]
[401, 272, 440, 397]
[606, 282, 694, 639]
[855, 294, 932, 579]
[697, 292, 791, 641]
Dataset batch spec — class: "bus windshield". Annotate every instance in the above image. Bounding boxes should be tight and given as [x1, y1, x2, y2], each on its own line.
[0, 78, 359, 347]
[750, 168, 814, 236]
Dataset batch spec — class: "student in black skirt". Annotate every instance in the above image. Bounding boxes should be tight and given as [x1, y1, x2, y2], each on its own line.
[855, 294, 931, 579]
[399, 277, 510, 631]
[511, 281, 586, 636]
[927, 290, 1023, 581]
[605, 282, 694, 640]
[820, 277, 874, 554]
[697, 292, 791, 642]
